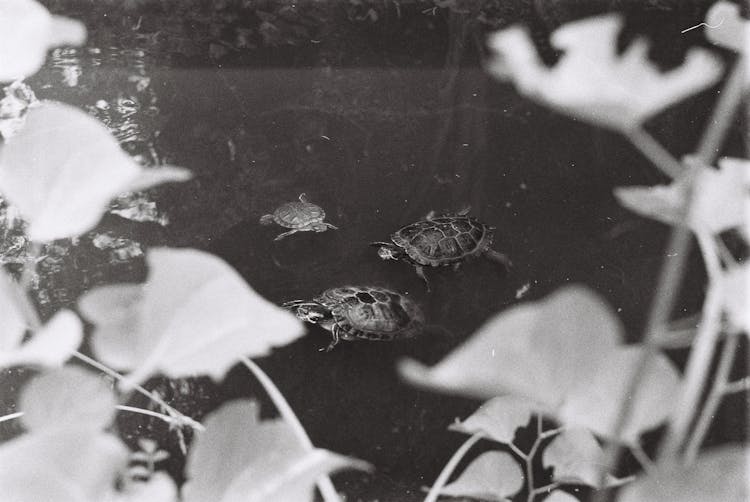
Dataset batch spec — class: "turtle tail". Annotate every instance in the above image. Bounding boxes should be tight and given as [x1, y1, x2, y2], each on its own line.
[259, 214, 275, 225]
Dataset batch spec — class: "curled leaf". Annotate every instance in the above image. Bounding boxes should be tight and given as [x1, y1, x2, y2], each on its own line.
[0, 427, 127, 502]
[183, 400, 370, 502]
[0, 309, 82, 369]
[450, 396, 536, 445]
[399, 286, 680, 443]
[0, 101, 191, 241]
[486, 15, 723, 131]
[79, 247, 304, 386]
[0, 0, 86, 82]
[19, 365, 116, 432]
[614, 157, 750, 235]
[618, 445, 749, 502]
[543, 428, 618, 487]
[437, 451, 524, 501]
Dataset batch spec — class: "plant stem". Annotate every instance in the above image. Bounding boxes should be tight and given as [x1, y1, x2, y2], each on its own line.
[657, 280, 723, 461]
[116, 405, 181, 424]
[723, 376, 750, 395]
[72, 351, 204, 431]
[0, 411, 24, 423]
[684, 334, 740, 461]
[624, 127, 683, 179]
[240, 356, 341, 502]
[628, 443, 655, 476]
[424, 431, 484, 502]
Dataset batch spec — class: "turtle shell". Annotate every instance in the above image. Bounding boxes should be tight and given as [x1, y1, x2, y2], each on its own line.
[315, 286, 424, 341]
[273, 201, 325, 229]
[391, 215, 493, 267]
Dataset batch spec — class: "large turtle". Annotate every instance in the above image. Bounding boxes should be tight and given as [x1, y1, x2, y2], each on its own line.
[283, 286, 424, 352]
[372, 209, 511, 289]
[260, 193, 337, 240]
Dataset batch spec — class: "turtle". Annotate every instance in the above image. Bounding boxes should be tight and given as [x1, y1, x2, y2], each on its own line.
[372, 209, 511, 289]
[283, 286, 425, 352]
[260, 193, 337, 240]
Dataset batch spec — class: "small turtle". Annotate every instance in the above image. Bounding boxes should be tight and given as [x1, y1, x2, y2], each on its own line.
[283, 286, 424, 352]
[260, 193, 337, 241]
[372, 209, 511, 289]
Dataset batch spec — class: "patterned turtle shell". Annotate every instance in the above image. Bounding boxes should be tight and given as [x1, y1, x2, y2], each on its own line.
[391, 215, 495, 267]
[315, 286, 424, 341]
[272, 199, 326, 229]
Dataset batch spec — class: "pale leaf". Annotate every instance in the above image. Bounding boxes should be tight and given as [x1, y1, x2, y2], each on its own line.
[705, 2, 750, 54]
[718, 264, 749, 335]
[0, 269, 26, 354]
[79, 248, 304, 385]
[618, 445, 749, 502]
[614, 157, 750, 235]
[19, 365, 116, 432]
[543, 429, 617, 487]
[399, 286, 680, 443]
[105, 473, 178, 502]
[437, 451, 524, 501]
[543, 492, 581, 502]
[0, 309, 82, 369]
[0, 0, 86, 82]
[0, 101, 191, 241]
[449, 395, 536, 444]
[0, 427, 127, 502]
[486, 15, 723, 131]
[183, 399, 371, 502]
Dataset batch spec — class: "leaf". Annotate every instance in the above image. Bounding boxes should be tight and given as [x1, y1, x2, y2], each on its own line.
[0, 269, 26, 355]
[19, 365, 116, 432]
[486, 15, 723, 131]
[617, 445, 749, 502]
[399, 286, 681, 443]
[543, 429, 617, 487]
[718, 264, 749, 335]
[705, 2, 750, 54]
[614, 157, 750, 235]
[0, 0, 86, 82]
[449, 396, 536, 445]
[79, 248, 304, 386]
[0, 427, 127, 502]
[437, 451, 524, 501]
[0, 101, 191, 241]
[105, 473, 178, 502]
[543, 492, 581, 502]
[0, 309, 82, 369]
[183, 400, 370, 502]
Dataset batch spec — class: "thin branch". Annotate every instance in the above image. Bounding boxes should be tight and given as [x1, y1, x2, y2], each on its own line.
[116, 405, 179, 424]
[240, 356, 341, 502]
[684, 334, 740, 461]
[629, 443, 656, 476]
[723, 376, 750, 395]
[531, 482, 561, 497]
[624, 127, 684, 179]
[424, 431, 485, 502]
[0, 411, 24, 423]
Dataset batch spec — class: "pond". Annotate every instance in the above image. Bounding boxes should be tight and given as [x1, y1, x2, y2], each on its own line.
[1, 1, 746, 501]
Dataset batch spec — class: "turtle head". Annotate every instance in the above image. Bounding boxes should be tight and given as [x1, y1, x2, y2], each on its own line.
[371, 242, 400, 261]
[283, 300, 330, 324]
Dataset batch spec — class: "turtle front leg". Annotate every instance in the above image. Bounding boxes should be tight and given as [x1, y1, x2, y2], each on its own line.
[274, 229, 299, 241]
[415, 265, 431, 291]
[485, 249, 513, 270]
[325, 222, 339, 230]
[321, 325, 341, 352]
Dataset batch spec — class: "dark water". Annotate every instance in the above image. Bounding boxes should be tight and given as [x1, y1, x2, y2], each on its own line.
[2, 1, 746, 500]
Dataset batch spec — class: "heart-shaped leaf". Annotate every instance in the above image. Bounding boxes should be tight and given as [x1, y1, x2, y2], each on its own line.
[399, 286, 681, 443]
[0, 309, 82, 369]
[617, 445, 749, 502]
[449, 396, 536, 445]
[543, 428, 618, 487]
[79, 248, 304, 386]
[0, 427, 127, 502]
[0, 101, 191, 241]
[486, 15, 722, 131]
[183, 399, 370, 502]
[19, 365, 116, 432]
[0, 0, 86, 82]
[436, 451, 524, 501]
[614, 158, 750, 236]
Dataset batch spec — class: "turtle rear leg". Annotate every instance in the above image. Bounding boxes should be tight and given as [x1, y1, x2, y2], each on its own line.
[274, 229, 300, 241]
[415, 265, 432, 291]
[321, 325, 342, 352]
[325, 222, 339, 230]
[485, 249, 512, 270]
